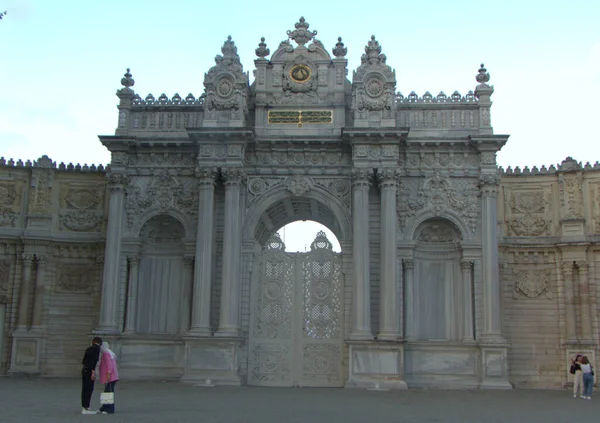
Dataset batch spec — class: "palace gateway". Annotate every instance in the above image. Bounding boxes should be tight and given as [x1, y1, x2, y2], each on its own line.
[1, 18, 599, 389]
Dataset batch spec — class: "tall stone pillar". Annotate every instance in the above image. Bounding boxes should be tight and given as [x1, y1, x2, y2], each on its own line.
[189, 167, 217, 336]
[98, 173, 127, 333]
[403, 259, 415, 339]
[31, 255, 47, 329]
[378, 169, 400, 340]
[560, 261, 577, 342]
[181, 255, 194, 334]
[479, 174, 504, 341]
[123, 256, 140, 334]
[461, 260, 475, 342]
[577, 261, 592, 341]
[350, 169, 372, 340]
[16, 253, 34, 330]
[216, 168, 245, 337]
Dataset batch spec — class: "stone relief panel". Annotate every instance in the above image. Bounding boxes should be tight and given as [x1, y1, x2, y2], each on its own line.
[125, 171, 197, 232]
[28, 169, 53, 214]
[245, 148, 351, 167]
[128, 152, 195, 168]
[0, 182, 22, 227]
[199, 144, 244, 161]
[0, 259, 11, 303]
[512, 269, 553, 299]
[54, 262, 98, 294]
[58, 183, 105, 232]
[397, 172, 479, 233]
[246, 176, 350, 208]
[590, 182, 600, 234]
[559, 172, 583, 219]
[404, 150, 479, 171]
[506, 189, 552, 237]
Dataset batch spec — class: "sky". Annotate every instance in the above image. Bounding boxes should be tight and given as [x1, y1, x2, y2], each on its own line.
[1, 0, 599, 250]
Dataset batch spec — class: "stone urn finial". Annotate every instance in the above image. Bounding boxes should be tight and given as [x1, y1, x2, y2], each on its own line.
[287, 16, 317, 46]
[255, 37, 270, 58]
[120, 68, 135, 89]
[476, 63, 490, 85]
[332, 37, 347, 58]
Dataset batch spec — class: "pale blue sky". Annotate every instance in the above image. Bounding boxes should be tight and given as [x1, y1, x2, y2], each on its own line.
[2, 0, 599, 169]
[1, 1, 599, 249]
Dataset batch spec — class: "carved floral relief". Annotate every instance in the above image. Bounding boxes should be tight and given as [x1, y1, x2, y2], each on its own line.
[507, 190, 551, 236]
[0, 182, 20, 227]
[559, 173, 583, 219]
[59, 184, 104, 232]
[512, 269, 552, 299]
[54, 263, 98, 294]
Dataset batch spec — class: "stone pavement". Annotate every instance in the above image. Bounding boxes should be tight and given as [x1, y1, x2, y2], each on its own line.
[1, 377, 598, 423]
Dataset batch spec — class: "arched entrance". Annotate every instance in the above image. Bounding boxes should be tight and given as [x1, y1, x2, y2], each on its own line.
[248, 230, 344, 387]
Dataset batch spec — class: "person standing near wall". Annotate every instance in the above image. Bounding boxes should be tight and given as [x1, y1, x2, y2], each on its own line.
[98, 342, 119, 414]
[570, 354, 583, 398]
[580, 356, 594, 400]
[81, 336, 102, 414]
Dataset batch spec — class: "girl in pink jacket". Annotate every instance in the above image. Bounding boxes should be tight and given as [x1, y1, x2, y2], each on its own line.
[98, 342, 119, 414]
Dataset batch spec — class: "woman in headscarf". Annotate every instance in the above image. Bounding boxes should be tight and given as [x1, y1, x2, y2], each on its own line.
[98, 342, 119, 414]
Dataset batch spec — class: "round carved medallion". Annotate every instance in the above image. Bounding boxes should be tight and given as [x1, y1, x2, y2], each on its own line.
[365, 76, 384, 98]
[265, 281, 282, 300]
[289, 64, 312, 83]
[216, 78, 234, 97]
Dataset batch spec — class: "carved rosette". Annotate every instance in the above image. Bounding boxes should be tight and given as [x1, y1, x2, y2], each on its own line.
[513, 270, 552, 299]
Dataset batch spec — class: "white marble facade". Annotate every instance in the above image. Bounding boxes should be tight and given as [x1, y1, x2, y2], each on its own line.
[0, 18, 599, 390]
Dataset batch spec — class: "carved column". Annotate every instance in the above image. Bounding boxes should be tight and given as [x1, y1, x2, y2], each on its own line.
[16, 253, 34, 330]
[181, 255, 194, 334]
[562, 261, 577, 342]
[31, 255, 47, 329]
[189, 167, 218, 336]
[123, 256, 140, 334]
[461, 260, 475, 342]
[403, 259, 415, 339]
[479, 174, 504, 341]
[577, 261, 592, 341]
[350, 169, 372, 340]
[378, 169, 400, 340]
[216, 168, 245, 337]
[98, 173, 127, 333]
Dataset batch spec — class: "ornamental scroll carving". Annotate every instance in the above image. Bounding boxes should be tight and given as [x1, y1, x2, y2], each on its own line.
[559, 173, 583, 219]
[0, 183, 19, 227]
[55, 263, 97, 294]
[397, 172, 479, 232]
[28, 170, 52, 214]
[512, 269, 552, 299]
[125, 171, 197, 229]
[59, 186, 104, 232]
[593, 183, 600, 234]
[245, 149, 350, 166]
[0, 260, 10, 303]
[507, 190, 551, 236]
[128, 153, 195, 167]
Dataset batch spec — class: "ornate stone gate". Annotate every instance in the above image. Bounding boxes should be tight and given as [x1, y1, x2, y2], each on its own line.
[248, 232, 344, 387]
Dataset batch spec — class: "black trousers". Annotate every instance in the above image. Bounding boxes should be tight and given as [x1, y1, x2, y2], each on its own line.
[81, 369, 95, 409]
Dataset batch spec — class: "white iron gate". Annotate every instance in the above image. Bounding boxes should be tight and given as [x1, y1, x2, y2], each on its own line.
[248, 231, 343, 387]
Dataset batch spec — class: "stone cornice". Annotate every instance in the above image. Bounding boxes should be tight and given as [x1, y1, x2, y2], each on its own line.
[343, 127, 409, 141]
[469, 134, 509, 151]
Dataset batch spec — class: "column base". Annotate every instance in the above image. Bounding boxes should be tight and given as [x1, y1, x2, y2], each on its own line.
[180, 337, 242, 386]
[479, 343, 512, 390]
[186, 327, 213, 337]
[215, 327, 240, 338]
[376, 331, 402, 341]
[349, 330, 374, 341]
[345, 340, 408, 390]
[94, 327, 121, 336]
[9, 331, 43, 374]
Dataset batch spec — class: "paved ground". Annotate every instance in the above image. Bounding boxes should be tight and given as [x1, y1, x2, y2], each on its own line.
[1, 377, 598, 423]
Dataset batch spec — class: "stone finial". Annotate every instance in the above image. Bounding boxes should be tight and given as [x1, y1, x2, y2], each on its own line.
[365, 35, 382, 59]
[476, 63, 490, 86]
[287, 16, 317, 46]
[121, 68, 135, 89]
[558, 156, 582, 172]
[255, 37, 270, 58]
[332, 37, 347, 58]
[221, 35, 238, 57]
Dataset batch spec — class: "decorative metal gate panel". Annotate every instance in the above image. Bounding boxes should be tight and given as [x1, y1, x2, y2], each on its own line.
[248, 231, 343, 387]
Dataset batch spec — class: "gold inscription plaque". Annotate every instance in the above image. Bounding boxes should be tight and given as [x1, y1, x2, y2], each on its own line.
[268, 110, 332, 126]
[289, 64, 312, 83]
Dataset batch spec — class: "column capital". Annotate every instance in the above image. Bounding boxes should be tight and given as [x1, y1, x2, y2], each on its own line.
[460, 260, 474, 271]
[21, 252, 35, 263]
[376, 168, 399, 189]
[222, 168, 246, 186]
[403, 259, 414, 270]
[195, 166, 218, 186]
[127, 255, 140, 266]
[576, 260, 589, 273]
[184, 255, 195, 267]
[106, 172, 129, 191]
[479, 173, 500, 197]
[351, 168, 373, 188]
[561, 261, 575, 275]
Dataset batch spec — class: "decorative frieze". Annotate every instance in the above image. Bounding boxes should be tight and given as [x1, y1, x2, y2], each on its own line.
[245, 148, 350, 167]
[507, 190, 551, 237]
[59, 186, 104, 232]
[54, 262, 97, 294]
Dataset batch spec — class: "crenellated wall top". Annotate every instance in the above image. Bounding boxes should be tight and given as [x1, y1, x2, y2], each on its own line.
[500, 157, 600, 176]
[0, 155, 108, 173]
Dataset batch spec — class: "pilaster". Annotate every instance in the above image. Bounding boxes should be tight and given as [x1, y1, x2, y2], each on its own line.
[123, 255, 140, 334]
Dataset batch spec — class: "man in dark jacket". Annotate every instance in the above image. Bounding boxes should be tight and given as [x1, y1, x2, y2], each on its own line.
[81, 336, 102, 414]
